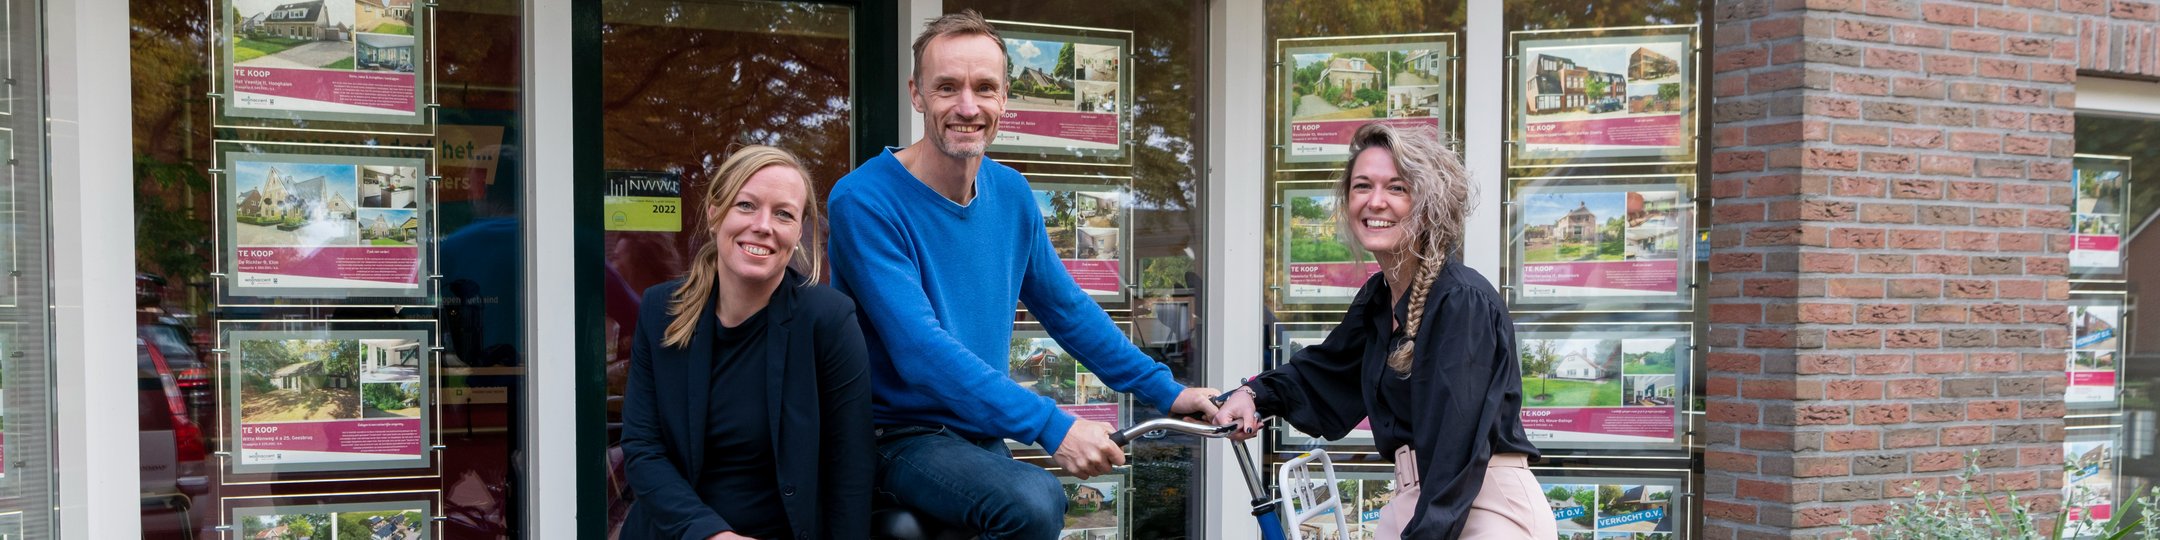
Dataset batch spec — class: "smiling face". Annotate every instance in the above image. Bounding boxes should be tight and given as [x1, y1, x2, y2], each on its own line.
[708, 165, 808, 286]
[910, 33, 1007, 160]
[1346, 146, 1412, 256]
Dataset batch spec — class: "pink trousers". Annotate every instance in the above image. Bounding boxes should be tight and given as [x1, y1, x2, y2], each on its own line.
[1376, 448, 1556, 540]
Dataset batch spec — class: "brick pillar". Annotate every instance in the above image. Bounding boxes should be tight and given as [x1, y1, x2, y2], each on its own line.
[1707, 0, 2076, 536]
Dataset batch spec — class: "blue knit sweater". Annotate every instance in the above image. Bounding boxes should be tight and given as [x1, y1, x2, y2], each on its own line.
[828, 148, 1184, 453]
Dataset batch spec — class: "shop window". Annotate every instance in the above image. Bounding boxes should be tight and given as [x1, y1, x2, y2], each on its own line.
[2064, 109, 2160, 534]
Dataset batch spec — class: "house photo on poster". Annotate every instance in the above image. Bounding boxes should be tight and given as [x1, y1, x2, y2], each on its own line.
[1007, 329, 1127, 429]
[1281, 186, 1382, 305]
[223, 322, 432, 475]
[995, 22, 1130, 161]
[1274, 325, 1375, 448]
[1512, 178, 1692, 308]
[1288, 472, 1396, 540]
[1033, 183, 1129, 303]
[219, 142, 432, 304]
[2064, 431, 2118, 539]
[2071, 156, 2129, 275]
[2067, 299, 2125, 409]
[1279, 35, 1453, 165]
[1512, 29, 1693, 165]
[1516, 325, 1687, 448]
[1541, 476, 1681, 538]
[222, 0, 427, 126]
[1057, 473, 1124, 539]
[231, 499, 429, 540]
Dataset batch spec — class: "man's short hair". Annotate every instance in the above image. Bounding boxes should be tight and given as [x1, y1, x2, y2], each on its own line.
[911, 10, 1006, 82]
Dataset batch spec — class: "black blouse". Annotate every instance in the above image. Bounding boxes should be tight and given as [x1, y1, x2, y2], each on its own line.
[696, 307, 789, 538]
[1248, 261, 1539, 540]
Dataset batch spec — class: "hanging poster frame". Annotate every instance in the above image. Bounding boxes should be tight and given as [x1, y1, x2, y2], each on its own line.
[217, 319, 439, 481]
[1507, 25, 1698, 169]
[213, 140, 438, 307]
[214, 0, 437, 134]
[1275, 33, 1458, 170]
[989, 20, 1134, 166]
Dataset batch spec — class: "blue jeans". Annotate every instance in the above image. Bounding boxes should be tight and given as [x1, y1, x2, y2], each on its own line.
[874, 426, 1066, 539]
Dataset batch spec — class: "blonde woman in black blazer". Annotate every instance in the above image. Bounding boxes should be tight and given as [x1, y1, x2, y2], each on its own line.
[620, 146, 870, 540]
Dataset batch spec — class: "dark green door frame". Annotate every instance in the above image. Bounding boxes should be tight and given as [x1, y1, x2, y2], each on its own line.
[572, 1, 897, 537]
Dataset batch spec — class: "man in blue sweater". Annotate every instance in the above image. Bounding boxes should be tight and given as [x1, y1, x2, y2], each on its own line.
[828, 10, 1222, 538]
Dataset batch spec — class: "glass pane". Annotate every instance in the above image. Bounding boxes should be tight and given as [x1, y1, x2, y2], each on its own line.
[596, 1, 855, 535]
[934, 2, 1212, 537]
[131, 0, 532, 536]
[2068, 111, 2158, 529]
[3, 0, 56, 535]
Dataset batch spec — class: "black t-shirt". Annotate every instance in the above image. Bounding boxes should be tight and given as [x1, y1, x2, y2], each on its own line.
[695, 307, 791, 538]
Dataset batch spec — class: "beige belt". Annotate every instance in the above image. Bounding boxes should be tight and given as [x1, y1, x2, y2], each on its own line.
[1393, 448, 1532, 490]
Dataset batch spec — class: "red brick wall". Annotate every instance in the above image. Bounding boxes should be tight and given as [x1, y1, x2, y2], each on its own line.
[2077, 0, 2160, 76]
[1708, 0, 2077, 535]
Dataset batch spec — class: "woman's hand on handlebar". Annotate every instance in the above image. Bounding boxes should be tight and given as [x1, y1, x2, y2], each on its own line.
[1211, 386, 1262, 441]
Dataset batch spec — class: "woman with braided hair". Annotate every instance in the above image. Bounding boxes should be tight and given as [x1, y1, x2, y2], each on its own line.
[1213, 122, 1550, 539]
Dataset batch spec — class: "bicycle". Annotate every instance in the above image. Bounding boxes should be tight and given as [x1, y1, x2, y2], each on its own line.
[870, 417, 1346, 540]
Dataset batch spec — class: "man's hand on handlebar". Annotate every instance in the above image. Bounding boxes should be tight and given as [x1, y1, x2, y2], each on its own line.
[1170, 387, 1224, 421]
[1210, 386, 1262, 441]
[1054, 418, 1126, 479]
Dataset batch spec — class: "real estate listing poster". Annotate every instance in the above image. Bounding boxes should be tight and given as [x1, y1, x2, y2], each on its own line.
[1517, 325, 1688, 448]
[1274, 324, 1375, 448]
[1288, 472, 1395, 540]
[1057, 473, 1124, 539]
[1279, 35, 1453, 164]
[1281, 186, 1383, 305]
[222, 0, 428, 127]
[1008, 328, 1127, 429]
[223, 322, 432, 475]
[1512, 179, 1692, 308]
[1033, 183, 1129, 303]
[1512, 29, 1694, 165]
[230, 499, 430, 540]
[994, 23, 1129, 162]
[2067, 300, 2124, 408]
[1542, 477, 1681, 538]
[2071, 156, 2129, 275]
[219, 142, 432, 304]
[2065, 431, 2119, 538]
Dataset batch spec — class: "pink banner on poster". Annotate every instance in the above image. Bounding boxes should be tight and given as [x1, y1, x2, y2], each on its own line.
[233, 67, 418, 114]
[2069, 504, 2113, 521]
[242, 418, 423, 456]
[1288, 261, 1383, 289]
[1525, 114, 1685, 147]
[1061, 404, 1121, 424]
[1521, 260, 1679, 294]
[238, 246, 420, 285]
[1064, 260, 1122, 295]
[2076, 234, 2121, 251]
[2072, 371, 2117, 387]
[1003, 110, 1119, 145]
[1291, 117, 1441, 148]
[1520, 407, 1676, 440]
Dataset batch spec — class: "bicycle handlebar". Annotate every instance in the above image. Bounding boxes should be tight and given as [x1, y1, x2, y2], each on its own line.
[1109, 417, 1236, 446]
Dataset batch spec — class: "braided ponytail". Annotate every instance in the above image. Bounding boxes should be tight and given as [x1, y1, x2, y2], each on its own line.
[1386, 257, 1445, 376]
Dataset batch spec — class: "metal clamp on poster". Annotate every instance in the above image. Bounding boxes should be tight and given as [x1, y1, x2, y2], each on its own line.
[214, 141, 438, 307]
[216, 0, 436, 134]
[1507, 175, 1696, 312]
[221, 490, 439, 540]
[1509, 26, 1697, 168]
[1277, 182, 1383, 309]
[991, 21, 1133, 166]
[1515, 323, 1690, 451]
[1536, 472, 1687, 539]
[1276, 33, 1456, 169]
[218, 319, 438, 480]
[2072, 155, 2131, 280]
[1032, 180, 1133, 305]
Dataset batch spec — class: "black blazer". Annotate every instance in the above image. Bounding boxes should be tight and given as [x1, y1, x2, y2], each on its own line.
[620, 270, 871, 540]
